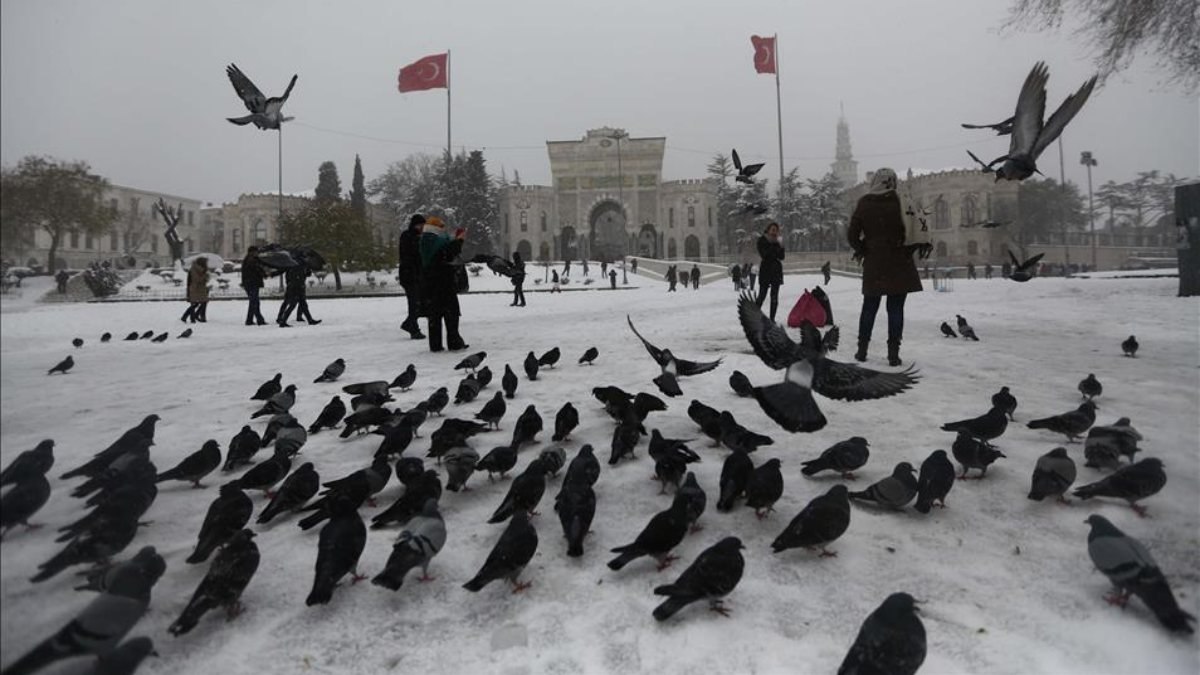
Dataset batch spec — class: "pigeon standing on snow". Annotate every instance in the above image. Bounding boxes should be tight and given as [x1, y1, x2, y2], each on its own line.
[991, 387, 1018, 420]
[31, 499, 143, 582]
[1084, 514, 1195, 634]
[719, 411, 775, 454]
[425, 387, 450, 416]
[392, 364, 418, 391]
[1073, 457, 1166, 517]
[510, 405, 543, 449]
[73, 338, 84, 348]
[1084, 417, 1142, 469]
[627, 315, 722, 397]
[940, 322, 957, 338]
[101, 333, 112, 342]
[169, 528, 260, 635]
[306, 493, 367, 605]
[1027, 401, 1097, 442]
[848, 462, 918, 510]
[1028, 447, 1077, 503]
[744, 458, 784, 518]
[251, 373, 282, 401]
[454, 351, 488, 374]
[156, 440, 222, 488]
[251, 384, 297, 419]
[1078, 373, 1103, 400]
[475, 366, 493, 389]
[563, 444, 601, 487]
[728, 370, 754, 397]
[609, 421, 641, 465]
[502, 365, 518, 399]
[372, 499, 446, 590]
[1, 439, 55, 487]
[578, 346, 599, 365]
[308, 396, 347, 434]
[914, 449, 956, 512]
[444, 446, 480, 492]
[475, 391, 507, 430]
[552, 402, 579, 441]
[538, 347, 561, 369]
[941, 406, 1008, 445]
[537, 446, 566, 478]
[1121, 335, 1138, 357]
[224, 426, 262, 471]
[555, 474, 596, 557]
[651, 536, 745, 621]
[313, 358, 346, 383]
[487, 459, 549, 524]
[187, 483, 253, 564]
[1, 473, 52, 537]
[772, 484, 851, 556]
[801, 437, 870, 479]
[232, 447, 292, 497]
[609, 497, 692, 572]
[717, 451, 754, 512]
[257, 463, 320, 524]
[677, 472, 707, 533]
[178, 328, 193, 339]
[838, 592, 927, 675]
[371, 470, 442, 530]
[48, 355, 74, 375]
[951, 432, 1006, 479]
[463, 510, 538, 593]
[151, 332, 168, 343]
[523, 351, 540, 381]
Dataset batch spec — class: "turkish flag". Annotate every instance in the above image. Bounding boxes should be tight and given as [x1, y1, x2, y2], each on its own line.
[751, 35, 776, 74]
[398, 53, 448, 92]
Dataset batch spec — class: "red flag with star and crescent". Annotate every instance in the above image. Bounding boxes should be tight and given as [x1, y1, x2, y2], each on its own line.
[398, 53, 448, 92]
[750, 35, 776, 74]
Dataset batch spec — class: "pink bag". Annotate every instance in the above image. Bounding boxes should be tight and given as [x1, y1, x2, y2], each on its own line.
[787, 290, 828, 328]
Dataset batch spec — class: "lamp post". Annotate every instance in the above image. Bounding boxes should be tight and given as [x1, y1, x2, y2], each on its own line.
[1080, 151, 1097, 270]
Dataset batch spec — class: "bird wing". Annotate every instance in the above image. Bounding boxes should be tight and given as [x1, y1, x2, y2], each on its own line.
[626, 315, 666, 366]
[822, 325, 841, 353]
[731, 148, 742, 171]
[961, 117, 1015, 134]
[1017, 252, 1045, 272]
[675, 356, 723, 377]
[737, 292, 805, 370]
[1032, 74, 1097, 159]
[226, 64, 266, 113]
[1009, 61, 1049, 156]
[811, 359, 920, 401]
[741, 162, 765, 177]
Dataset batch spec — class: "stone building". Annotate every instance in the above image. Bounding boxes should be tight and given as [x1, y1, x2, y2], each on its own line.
[497, 128, 720, 262]
[830, 105, 859, 191]
[205, 192, 394, 261]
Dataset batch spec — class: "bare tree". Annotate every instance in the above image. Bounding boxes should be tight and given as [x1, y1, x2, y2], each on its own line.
[154, 197, 186, 266]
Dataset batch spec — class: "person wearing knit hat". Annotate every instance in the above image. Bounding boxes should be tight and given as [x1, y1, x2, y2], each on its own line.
[398, 213, 426, 339]
[418, 216, 469, 352]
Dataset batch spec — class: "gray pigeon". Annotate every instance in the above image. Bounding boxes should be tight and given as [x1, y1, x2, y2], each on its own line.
[251, 384, 297, 419]
[71, 546, 165, 595]
[1084, 514, 1195, 634]
[0, 439, 55, 487]
[169, 528, 260, 635]
[537, 446, 567, 478]
[1073, 457, 1166, 517]
[951, 431, 1006, 478]
[1084, 417, 1142, 469]
[838, 592, 926, 675]
[454, 351, 487, 374]
[1028, 447, 1077, 502]
[848, 462, 918, 510]
[313, 358, 346, 383]
[1078, 373, 1102, 400]
[801, 437, 870, 479]
[1027, 401, 1098, 442]
[771, 484, 851, 556]
[455, 375, 482, 404]
[444, 446, 480, 492]
[155, 439, 221, 488]
[372, 499, 447, 590]
[225, 64, 297, 130]
[652, 536, 745, 621]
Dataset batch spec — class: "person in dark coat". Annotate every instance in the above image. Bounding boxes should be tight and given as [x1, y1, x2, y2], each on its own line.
[551, 269, 562, 293]
[1001, 260, 1012, 278]
[630, 258, 638, 274]
[241, 246, 267, 326]
[984, 262, 993, 280]
[181, 257, 210, 323]
[397, 214, 425, 339]
[847, 168, 923, 366]
[55, 269, 70, 294]
[293, 257, 319, 325]
[755, 222, 785, 321]
[730, 263, 742, 290]
[510, 251, 527, 307]
[418, 217, 467, 352]
[276, 258, 306, 327]
[608, 268, 617, 289]
[967, 261, 977, 280]
[690, 264, 700, 290]
[665, 264, 678, 292]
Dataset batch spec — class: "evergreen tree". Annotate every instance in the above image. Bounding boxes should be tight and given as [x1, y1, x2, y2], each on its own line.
[706, 153, 737, 255]
[278, 201, 387, 291]
[349, 154, 367, 218]
[315, 161, 341, 205]
[1015, 178, 1087, 247]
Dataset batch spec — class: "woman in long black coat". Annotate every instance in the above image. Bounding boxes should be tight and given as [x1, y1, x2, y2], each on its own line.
[847, 168, 923, 366]
[755, 222, 785, 321]
[418, 217, 468, 352]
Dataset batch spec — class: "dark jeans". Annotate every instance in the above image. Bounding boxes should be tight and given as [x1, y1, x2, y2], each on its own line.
[427, 314, 465, 352]
[181, 302, 206, 323]
[245, 286, 265, 325]
[277, 290, 301, 324]
[401, 281, 421, 329]
[756, 283, 781, 321]
[512, 282, 525, 306]
[858, 294, 907, 343]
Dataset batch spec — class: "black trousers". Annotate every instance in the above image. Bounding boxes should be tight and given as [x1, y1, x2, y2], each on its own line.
[401, 281, 421, 329]
[756, 283, 780, 321]
[245, 286, 265, 325]
[858, 294, 907, 343]
[512, 282, 526, 306]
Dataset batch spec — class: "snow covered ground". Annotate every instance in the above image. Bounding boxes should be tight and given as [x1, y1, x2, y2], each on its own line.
[1, 273, 1197, 674]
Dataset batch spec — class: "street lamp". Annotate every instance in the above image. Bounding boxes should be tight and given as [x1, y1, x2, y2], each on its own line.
[1080, 151, 1097, 270]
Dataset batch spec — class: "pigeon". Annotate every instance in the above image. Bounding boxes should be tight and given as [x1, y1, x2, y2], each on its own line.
[463, 510, 538, 593]
[339, 405, 393, 437]
[951, 432, 1006, 479]
[444, 446, 481, 492]
[101, 333, 112, 342]
[744, 458, 784, 518]
[186, 483, 253, 564]
[1121, 335, 1138, 357]
[772, 484, 852, 556]
[627, 315, 722, 397]
[306, 396, 346, 435]
[940, 322, 958, 338]
[838, 592, 927, 675]
[151, 332, 168, 343]
[475, 391, 507, 429]
[608, 497, 691, 571]
[648, 430, 700, 465]
[70, 443, 152, 500]
[651, 536, 745, 621]
[914, 450, 956, 513]
[31, 506, 142, 583]
[719, 411, 775, 453]
[821, 260, 832, 285]
[251, 384, 297, 419]
[688, 400, 725, 446]
[487, 459, 548, 524]
[958, 321, 980, 341]
[562, 445, 600, 488]
[848, 462, 918, 510]
[538, 347, 561, 368]
[1028, 447, 1077, 502]
[801, 437, 870, 479]
[9, 551, 165, 674]
[476, 444, 519, 483]
[555, 476, 596, 557]
[232, 447, 292, 497]
[454, 350, 487, 374]
[511, 405, 543, 449]
[579, 346, 599, 365]
[251, 373, 283, 401]
[257, 462, 319, 524]
[391, 364, 418, 391]
[73, 337, 84, 348]
[941, 406, 1008, 445]
[961, 116, 1015, 134]
[728, 370, 754, 397]
[371, 470, 443, 529]
[965, 62, 1097, 181]
[225, 63, 298, 130]
[1027, 400, 1098, 442]
[552, 402, 579, 441]
[1, 439, 55, 487]
[717, 451, 754, 512]
[48, 355, 74, 375]
[394, 457, 426, 487]
[341, 380, 389, 398]
[273, 418, 308, 457]
[677, 472, 707, 532]
[156, 440, 221, 488]
[0, 473, 51, 537]
[306, 493, 368, 605]
[502, 365, 519, 399]
[523, 351, 540, 381]
[124, 332, 139, 341]
[169, 528, 260, 635]
[654, 453, 687, 494]
[88, 636, 159, 674]
[455, 375, 482, 405]
[306, 457, 391, 518]
[1084, 514, 1196, 634]
[1008, 251, 1045, 282]
[374, 419, 415, 459]
[423, 387, 449, 417]
[1078, 373, 1103, 400]
[991, 386, 1018, 420]
[57, 476, 157, 543]
[731, 148, 765, 184]
[1085, 417, 1143, 469]
[427, 418, 488, 463]
[738, 298, 918, 432]
[372, 499, 447, 590]
[313, 358, 346, 383]
[537, 446, 567, 478]
[609, 421, 642, 465]
[139, 331, 153, 340]
[178, 328, 193, 339]
[1073, 458, 1166, 517]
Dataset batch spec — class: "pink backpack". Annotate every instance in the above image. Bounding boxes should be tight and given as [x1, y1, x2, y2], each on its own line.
[787, 290, 828, 328]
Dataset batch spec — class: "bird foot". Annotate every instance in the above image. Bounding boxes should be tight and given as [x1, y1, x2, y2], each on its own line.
[367, 498, 378, 508]
[818, 548, 838, 558]
[264, 490, 276, 499]
[192, 482, 205, 489]
[840, 472, 857, 480]
[1104, 590, 1131, 608]
[528, 510, 540, 518]
[936, 501, 947, 508]
[350, 571, 368, 584]
[709, 601, 732, 617]
[755, 508, 773, 520]
[22, 523, 44, 531]
[417, 574, 436, 583]
[226, 602, 244, 620]
[1130, 503, 1149, 518]
[1056, 496, 1072, 505]
[689, 524, 704, 534]
[510, 580, 532, 594]
[137, 520, 154, 527]
[656, 555, 679, 571]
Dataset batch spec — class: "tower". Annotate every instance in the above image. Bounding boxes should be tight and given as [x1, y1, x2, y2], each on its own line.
[830, 103, 859, 190]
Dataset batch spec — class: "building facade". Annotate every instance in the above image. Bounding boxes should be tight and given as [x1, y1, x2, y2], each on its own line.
[206, 193, 394, 262]
[830, 106, 859, 191]
[497, 128, 720, 262]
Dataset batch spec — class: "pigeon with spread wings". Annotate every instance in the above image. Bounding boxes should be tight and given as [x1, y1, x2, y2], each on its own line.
[731, 148, 765, 185]
[736, 293, 918, 432]
[627, 316, 722, 397]
[225, 64, 297, 130]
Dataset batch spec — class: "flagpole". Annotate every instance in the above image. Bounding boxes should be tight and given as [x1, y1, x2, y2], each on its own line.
[446, 49, 452, 168]
[773, 34, 785, 232]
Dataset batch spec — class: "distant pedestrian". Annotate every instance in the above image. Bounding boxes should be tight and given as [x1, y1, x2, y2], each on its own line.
[665, 264, 678, 292]
[563, 259, 571, 277]
[984, 262, 993, 280]
[551, 269, 562, 293]
[55, 269, 69, 294]
[746, 263, 757, 291]
[631, 258, 638, 274]
[967, 261, 977, 280]
[181, 256, 210, 324]
[601, 261, 608, 278]
[690, 264, 700, 290]
[731, 263, 742, 291]
[510, 251, 527, 307]
[756, 222, 785, 321]
[398, 214, 425, 339]
[293, 254, 320, 325]
[1001, 261, 1012, 278]
[608, 269, 617, 289]
[581, 258, 589, 276]
[241, 246, 267, 326]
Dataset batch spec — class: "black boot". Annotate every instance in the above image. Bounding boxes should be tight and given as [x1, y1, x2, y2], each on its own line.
[446, 315, 468, 351]
[887, 340, 902, 367]
[427, 317, 444, 352]
[855, 339, 869, 363]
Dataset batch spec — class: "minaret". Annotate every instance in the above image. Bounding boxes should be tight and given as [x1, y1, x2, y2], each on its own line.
[830, 103, 859, 189]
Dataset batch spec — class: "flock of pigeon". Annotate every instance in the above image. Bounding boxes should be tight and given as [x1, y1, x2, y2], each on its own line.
[46, 329, 195, 377]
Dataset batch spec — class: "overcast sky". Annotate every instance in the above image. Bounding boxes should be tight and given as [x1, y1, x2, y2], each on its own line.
[2, 0, 1197, 206]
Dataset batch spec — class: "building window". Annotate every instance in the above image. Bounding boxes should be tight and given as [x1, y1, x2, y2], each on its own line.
[232, 227, 242, 252]
[130, 197, 140, 216]
[252, 219, 268, 244]
[85, 234, 94, 250]
[967, 240, 978, 256]
[520, 211, 528, 232]
[70, 231, 80, 248]
[540, 211, 547, 232]
[934, 198, 950, 230]
[688, 206, 695, 228]
[109, 198, 118, 212]
[187, 238, 194, 254]
[669, 207, 674, 228]
[110, 232, 118, 251]
[961, 195, 978, 227]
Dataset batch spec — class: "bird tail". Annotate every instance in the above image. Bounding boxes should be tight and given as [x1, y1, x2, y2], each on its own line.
[338, 425, 356, 439]
[1071, 483, 1100, 500]
[307, 422, 322, 434]
[799, 458, 828, 476]
[297, 510, 327, 531]
[913, 494, 933, 514]
[154, 468, 182, 483]
[371, 549, 423, 591]
[3, 640, 65, 675]
[487, 501, 513, 525]
[651, 591, 691, 621]
[1136, 583, 1197, 634]
[753, 382, 827, 433]
[462, 571, 492, 592]
[186, 541, 215, 565]
[29, 549, 74, 583]
[566, 515, 585, 558]
[846, 489, 872, 502]
[552, 432, 565, 442]
[1026, 418, 1053, 430]
[227, 115, 256, 126]
[256, 502, 282, 525]
[313, 375, 328, 384]
[306, 578, 334, 605]
[168, 596, 214, 636]
[606, 547, 639, 571]
[250, 409, 271, 419]
[717, 480, 739, 512]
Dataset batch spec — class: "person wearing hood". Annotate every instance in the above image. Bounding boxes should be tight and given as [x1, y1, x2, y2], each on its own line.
[398, 214, 426, 338]
[418, 216, 468, 352]
[181, 256, 210, 323]
[847, 168, 923, 366]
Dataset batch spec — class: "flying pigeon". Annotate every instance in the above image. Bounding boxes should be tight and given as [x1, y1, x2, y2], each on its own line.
[578, 346, 599, 365]
[48, 355, 74, 375]
[1008, 251, 1045, 282]
[169, 528, 260, 635]
[1027, 400, 1098, 442]
[313, 358, 346, 383]
[139, 330, 153, 340]
[1073, 457, 1166, 517]
[628, 315, 722, 397]
[463, 510, 538, 593]
[839, 593, 927, 675]
[1121, 335, 1138, 357]
[965, 61, 1097, 181]
[225, 63, 298, 130]
[651, 537, 745, 621]
[914, 449, 956, 512]
[800, 437, 870, 479]
[731, 148, 765, 184]
[771, 484, 851, 556]
[155, 439, 222, 488]
[372, 499, 447, 590]
[848, 462, 918, 510]
[1028, 447, 1077, 502]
